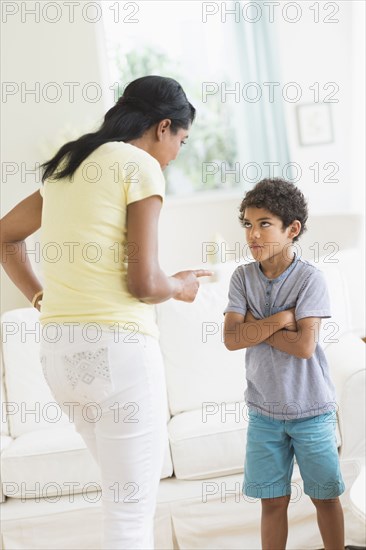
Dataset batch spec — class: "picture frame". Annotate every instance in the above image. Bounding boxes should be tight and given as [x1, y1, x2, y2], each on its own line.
[296, 103, 334, 146]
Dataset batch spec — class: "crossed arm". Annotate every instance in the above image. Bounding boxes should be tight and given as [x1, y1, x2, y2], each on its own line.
[224, 309, 321, 359]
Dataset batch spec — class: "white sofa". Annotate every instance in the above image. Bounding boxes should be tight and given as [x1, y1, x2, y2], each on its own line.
[1, 250, 365, 550]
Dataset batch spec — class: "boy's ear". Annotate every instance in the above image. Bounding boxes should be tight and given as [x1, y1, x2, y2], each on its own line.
[288, 220, 301, 238]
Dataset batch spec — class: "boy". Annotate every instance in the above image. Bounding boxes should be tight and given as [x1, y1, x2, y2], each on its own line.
[224, 179, 345, 550]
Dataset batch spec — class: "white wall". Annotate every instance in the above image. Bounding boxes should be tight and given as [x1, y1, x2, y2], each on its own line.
[158, 1, 365, 272]
[157, 1, 365, 336]
[1, 6, 108, 313]
[275, 1, 364, 216]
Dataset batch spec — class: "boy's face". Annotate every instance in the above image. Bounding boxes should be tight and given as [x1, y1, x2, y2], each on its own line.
[243, 207, 300, 263]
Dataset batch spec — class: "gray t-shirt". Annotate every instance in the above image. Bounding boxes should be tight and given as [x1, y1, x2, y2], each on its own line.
[224, 255, 337, 420]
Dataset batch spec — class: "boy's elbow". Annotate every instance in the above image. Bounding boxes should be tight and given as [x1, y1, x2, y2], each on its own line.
[224, 334, 247, 352]
[298, 342, 316, 360]
[224, 338, 235, 351]
[223, 333, 235, 351]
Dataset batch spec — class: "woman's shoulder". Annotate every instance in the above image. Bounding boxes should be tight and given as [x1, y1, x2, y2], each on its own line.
[96, 141, 161, 170]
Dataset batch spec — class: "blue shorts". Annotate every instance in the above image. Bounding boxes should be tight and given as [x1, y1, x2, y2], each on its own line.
[243, 410, 345, 500]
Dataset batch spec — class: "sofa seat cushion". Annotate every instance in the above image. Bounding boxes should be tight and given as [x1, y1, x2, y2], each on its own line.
[168, 403, 247, 480]
[2, 426, 99, 498]
[1, 426, 173, 498]
[168, 402, 342, 481]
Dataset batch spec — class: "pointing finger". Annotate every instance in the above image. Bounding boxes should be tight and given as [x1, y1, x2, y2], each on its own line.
[193, 270, 215, 278]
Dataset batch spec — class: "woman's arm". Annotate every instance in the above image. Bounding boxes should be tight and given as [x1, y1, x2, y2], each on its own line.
[224, 309, 295, 351]
[0, 190, 43, 308]
[126, 195, 212, 304]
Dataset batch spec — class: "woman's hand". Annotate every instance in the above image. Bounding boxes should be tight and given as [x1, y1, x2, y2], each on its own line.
[171, 269, 214, 302]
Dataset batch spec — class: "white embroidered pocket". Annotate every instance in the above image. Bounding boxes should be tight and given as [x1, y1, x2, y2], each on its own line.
[61, 347, 114, 403]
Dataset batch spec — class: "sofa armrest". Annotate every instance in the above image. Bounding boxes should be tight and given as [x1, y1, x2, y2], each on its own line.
[324, 333, 365, 460]
[0, 435, 13, 503]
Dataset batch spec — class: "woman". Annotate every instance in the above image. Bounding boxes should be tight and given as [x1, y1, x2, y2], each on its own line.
[0, 75, 212, 549]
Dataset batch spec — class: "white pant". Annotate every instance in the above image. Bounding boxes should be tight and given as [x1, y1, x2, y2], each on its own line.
[40, 324, 168, 550]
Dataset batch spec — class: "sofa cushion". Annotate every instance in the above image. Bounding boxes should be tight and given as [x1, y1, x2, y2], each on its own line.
[2, 426, 101, 498]
[157, 278, 246, 416]
[168, 401, 342, 481]
[1, 426, 173, 498]
[168, 402, 247, 480]
[0, 434, 13, 502]
[157, 253, 354, 418]
[1, 308, 70, 437]
[324, 332, 366, 460]
[315, 253, 352, 344]
[330, 249, 365, 336]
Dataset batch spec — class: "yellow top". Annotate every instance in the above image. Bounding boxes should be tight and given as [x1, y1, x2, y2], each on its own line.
[39, 141, 165, 339]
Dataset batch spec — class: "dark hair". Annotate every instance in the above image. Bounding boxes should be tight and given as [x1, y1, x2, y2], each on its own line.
[41, 75, 196, 182]
[239, 178, 308, 242]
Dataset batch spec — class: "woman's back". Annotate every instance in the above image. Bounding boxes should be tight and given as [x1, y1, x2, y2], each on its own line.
[39, 141, 165, 338]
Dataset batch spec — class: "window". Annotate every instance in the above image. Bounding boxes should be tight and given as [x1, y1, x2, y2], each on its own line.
[101, 1, 242, 193]
[101, 1, 290, 195]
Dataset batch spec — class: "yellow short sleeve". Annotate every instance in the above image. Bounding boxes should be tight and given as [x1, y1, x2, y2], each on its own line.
[122, 149, 165, 205]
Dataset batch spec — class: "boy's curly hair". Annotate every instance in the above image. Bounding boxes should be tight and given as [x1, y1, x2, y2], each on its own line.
[239, 178, 308, 242]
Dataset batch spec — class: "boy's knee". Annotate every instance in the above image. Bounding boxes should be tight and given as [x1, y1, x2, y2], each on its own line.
[261, 495, 291, 510]
[311, 496, 341, 507]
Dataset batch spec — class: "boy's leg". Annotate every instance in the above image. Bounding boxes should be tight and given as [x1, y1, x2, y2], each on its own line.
[261, 495, 291, 550]
[243, 411, 294, 549]
[311, 496, 344, 550]
[289, 412, 345, 550]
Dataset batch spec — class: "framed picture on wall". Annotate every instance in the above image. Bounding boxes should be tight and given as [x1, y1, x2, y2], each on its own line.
[296, 103, 334, 146]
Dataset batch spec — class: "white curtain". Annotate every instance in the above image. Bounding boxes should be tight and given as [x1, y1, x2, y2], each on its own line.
[234, 6, 292, 180]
